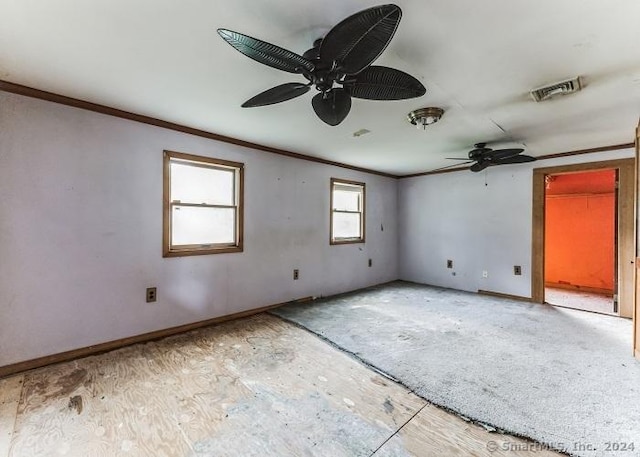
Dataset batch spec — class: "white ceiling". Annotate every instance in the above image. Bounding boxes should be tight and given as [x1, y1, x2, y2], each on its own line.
[1, 0, 639, 175]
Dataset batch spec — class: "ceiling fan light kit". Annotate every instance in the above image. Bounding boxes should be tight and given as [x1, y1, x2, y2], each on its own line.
[218, 4, 426, 126]
[407, 107, 444, 129]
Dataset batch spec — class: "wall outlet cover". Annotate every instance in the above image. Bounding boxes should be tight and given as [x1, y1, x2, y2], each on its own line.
[146, 287, 157, 303]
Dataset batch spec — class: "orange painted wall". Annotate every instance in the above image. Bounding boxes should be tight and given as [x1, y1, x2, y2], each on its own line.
[544, 170, 615, 292]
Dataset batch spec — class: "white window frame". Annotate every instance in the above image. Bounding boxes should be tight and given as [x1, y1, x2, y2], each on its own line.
[163, 150, 244, 257]
[330, 178, 366, 245]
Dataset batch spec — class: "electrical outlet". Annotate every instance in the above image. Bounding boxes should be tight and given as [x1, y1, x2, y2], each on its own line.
[514, 265, 522, 276]
[368, 258, 373, 267]
[482, 270, 488, 278]
[447, 260, 453, 269]
[293, 269, 299, 280]
[146, 287, 157, 303]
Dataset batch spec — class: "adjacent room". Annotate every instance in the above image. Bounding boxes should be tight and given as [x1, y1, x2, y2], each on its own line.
[1, 1, 640, 457]
[544, 169, 617, 315]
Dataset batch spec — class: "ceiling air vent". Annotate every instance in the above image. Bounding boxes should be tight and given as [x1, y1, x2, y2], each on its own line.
[530, 77, 582, 102]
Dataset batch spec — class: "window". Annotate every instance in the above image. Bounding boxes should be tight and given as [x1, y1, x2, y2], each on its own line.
[330, 178, 365, 244]
[163, 150, 243, 257]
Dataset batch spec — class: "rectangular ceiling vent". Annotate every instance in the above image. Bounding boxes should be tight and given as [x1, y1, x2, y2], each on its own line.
[530, 77, 582, 102]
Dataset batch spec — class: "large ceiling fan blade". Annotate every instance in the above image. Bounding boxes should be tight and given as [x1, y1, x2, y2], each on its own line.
[446, 157, 474, 160]
[242, 83, 311, 107]
[495, 154, 537, 164]
[217, 29, 314, 74]
[488, 148, 525, 161]
[430, 161, 474, 172]
[319, 4, 401, 75]
[312, 89, 352, 126]
[347, 66, 426, 100]
[470, 161, 491, 172]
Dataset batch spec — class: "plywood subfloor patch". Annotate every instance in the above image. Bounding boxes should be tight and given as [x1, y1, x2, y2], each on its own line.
[373, 403, 561, 457]
[0, 314, 562, 456]
[0, 376, 23, 457]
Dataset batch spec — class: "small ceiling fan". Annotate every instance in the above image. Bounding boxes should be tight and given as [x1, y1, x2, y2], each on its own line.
[435, 143, 537, 173]
[217, 4, 426, 126]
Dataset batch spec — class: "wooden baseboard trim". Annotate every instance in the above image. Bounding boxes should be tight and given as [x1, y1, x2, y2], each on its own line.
[0, 296, 312, 378]
[478, 289, 532, 302]
[544, 282, 614, 296]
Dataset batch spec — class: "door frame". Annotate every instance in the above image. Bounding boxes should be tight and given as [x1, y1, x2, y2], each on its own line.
[635, 124, 640, 360]
[531, 158, 636, 319]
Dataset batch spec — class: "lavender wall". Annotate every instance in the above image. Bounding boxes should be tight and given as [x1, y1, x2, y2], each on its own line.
[398, 149, 634, 297]
[1, 89, 634, 367]
[0, 92, 399, 366]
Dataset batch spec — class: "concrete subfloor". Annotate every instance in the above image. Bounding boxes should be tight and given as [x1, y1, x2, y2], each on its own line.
[545, 287, 615, 315]
[0, 314, 561, 457]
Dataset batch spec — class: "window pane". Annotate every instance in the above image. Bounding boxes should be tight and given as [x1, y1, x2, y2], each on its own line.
[171, 162, 234, 205]
[333, 189, 360, 211]
[333, 212, 361, 239]
[172, 206, 235, 246]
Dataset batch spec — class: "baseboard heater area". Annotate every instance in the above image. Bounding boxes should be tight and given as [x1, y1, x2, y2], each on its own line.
[544, 281, 614, 297]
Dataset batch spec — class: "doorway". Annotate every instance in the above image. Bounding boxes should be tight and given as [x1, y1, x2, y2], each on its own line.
[544, 169, 616, 314]
[531, 159, 635, 319]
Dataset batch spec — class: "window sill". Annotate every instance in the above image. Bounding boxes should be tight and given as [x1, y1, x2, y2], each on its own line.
[330, 239, 365, 245]
[163, 245, 243, 257]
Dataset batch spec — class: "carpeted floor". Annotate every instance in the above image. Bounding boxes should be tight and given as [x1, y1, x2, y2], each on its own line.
[272, 281, 640, 457]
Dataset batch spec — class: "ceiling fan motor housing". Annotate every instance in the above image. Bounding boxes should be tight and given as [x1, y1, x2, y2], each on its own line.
[469, 145, 490, 160]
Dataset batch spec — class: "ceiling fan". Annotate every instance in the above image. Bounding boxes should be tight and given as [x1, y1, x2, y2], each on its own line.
[217, 4, 426, 126]
[437, 143, 537, 172]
